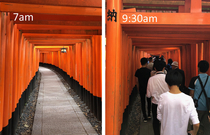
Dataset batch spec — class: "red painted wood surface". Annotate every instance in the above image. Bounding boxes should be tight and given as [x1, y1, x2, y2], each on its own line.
[0, 12, 6, 132]
[0, 12, 40, 131]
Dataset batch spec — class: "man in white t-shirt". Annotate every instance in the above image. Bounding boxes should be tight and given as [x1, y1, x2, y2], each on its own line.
[147, 60, 169, 135]
[157, 70, 200, 135]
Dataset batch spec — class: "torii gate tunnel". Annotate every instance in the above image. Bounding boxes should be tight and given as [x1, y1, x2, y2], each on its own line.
[106, 0, 210, 134]
[0, 1, 102, 135]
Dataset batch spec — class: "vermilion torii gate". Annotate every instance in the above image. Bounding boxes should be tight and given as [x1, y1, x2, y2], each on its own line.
[106, 0, 210, 134]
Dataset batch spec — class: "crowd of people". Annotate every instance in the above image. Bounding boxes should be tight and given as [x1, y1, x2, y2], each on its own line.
[135, 56, 210, 135]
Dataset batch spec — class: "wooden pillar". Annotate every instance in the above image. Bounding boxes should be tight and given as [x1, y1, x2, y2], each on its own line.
[69, 47, 73, 77]
[198, 43, 203, 62]
[178, 49, 181, 69]
[181, 45, 186, 85]
[185, 45, 191, 86]
[67, 47, 71, 76]
[178, 6, 185, 13]
[24, 41, 29, 89]
[87, 39, 93, 112]
[58, 51, 61, 68]
[203, 41, 210, 75]
[106, 0, 123, 134]
[94, 35, 102, 120]
[3, 12, 14, 134]
[190, 44, 198, 76]
[185, 0, 202, 13]
[132, 46, 136, 89]
[92, 36, 97, 117]
[12, 24, 18, 114]
[72, 45, 75, 80]
[0, 12, 6, 133]
[33, 47, 36, 76]
[127, 38, 132, 100]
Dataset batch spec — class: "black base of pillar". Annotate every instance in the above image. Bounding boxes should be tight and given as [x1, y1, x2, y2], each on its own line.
[96, 97, 102, 121]
[120, 86, 138, 135]
[2, 70, 38, 135]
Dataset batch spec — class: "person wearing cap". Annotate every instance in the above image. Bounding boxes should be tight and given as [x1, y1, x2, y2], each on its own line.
[171, 61, 189, 95]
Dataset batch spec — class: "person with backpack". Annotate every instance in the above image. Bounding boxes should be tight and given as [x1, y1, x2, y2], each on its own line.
[189, 60, 210, 135]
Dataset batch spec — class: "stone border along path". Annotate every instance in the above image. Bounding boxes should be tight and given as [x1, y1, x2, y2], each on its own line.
[32, 67, 98, 135]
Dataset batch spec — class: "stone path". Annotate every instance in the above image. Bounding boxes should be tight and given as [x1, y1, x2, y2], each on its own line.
[140, 116, 154, 135]
[32, 67, 98, 135]
[140, 98, 154, 135]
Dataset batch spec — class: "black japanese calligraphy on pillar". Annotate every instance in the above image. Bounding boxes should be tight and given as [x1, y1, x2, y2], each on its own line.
[107, 9, 117, 22]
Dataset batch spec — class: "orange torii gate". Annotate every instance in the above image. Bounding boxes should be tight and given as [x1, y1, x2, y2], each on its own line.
[106, 0, 210, 134]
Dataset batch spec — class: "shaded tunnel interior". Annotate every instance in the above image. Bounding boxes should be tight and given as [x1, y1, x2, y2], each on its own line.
[106, 0, 210, 135]
[119, 18, 210, 135]
[119, 24, 210, 133]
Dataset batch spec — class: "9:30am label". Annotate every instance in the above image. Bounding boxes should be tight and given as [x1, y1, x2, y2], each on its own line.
[122, 14, 157, 23]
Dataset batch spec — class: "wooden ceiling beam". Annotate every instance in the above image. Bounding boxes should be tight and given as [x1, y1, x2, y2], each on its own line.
[22, 33, 92, 39]
[34, 44, 74, 46]
[129, 35, 210, 40]
[10, 13, 101, 22]
[120, 13, 210, 25]
[0, 0, 101, 8]
[27, 39, 86, 44]
[133, 44, 184, 47]
[0, 2, 101, 16]
[13, 20, 101, 26]
[21, 30, 101, 35]
[123, 0, 185, 7]
[17, 24, 101, 30]
[123, 0, 210, 8]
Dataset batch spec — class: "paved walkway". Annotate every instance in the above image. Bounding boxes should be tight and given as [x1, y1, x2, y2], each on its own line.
[32, 67, 97, 135]
[140, 101, 154, 135]
[140, 116, 154, 135]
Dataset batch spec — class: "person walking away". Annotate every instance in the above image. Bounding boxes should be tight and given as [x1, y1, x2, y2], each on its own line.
[165, 59, 173, 72]
[147, 57, 154, 70]
[147, 60, 169, 135]
[157, 70, 200, 135]
[188, 60, 210, 135]
[171, 61, 189, 95]
[151, 58, 167, 77]
[135, 58, 151, 122]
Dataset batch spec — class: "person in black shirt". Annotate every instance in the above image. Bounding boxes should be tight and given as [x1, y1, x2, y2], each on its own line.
[166, 59, 173, 72]
[135, 57, 151, 122]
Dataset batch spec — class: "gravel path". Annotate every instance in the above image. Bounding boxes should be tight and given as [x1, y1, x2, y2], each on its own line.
[46, 67, 102, 135]
[124, 93, 141, 135]
[15, 72, 41, 135]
